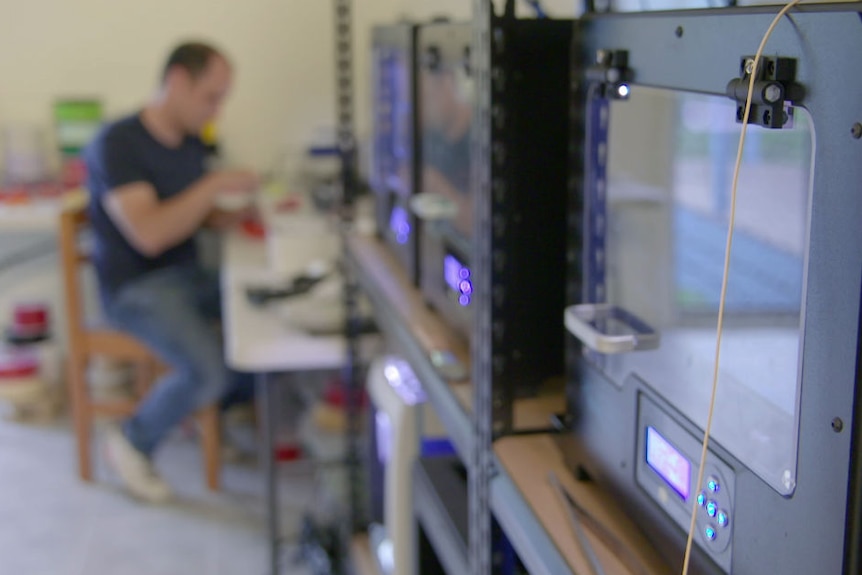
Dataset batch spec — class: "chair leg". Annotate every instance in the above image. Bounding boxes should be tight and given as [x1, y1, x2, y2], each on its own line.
[199, 406, 221, 491]
[67, 355, 93, 482]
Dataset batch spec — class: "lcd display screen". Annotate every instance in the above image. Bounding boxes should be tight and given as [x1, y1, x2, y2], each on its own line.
[646, 426, 691, 500]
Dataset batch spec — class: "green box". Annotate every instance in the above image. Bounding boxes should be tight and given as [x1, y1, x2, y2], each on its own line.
[54, 99, 103, 156]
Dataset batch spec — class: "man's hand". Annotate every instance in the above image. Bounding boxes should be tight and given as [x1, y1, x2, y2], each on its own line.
[209, 170, 260, 194]
[205, 203, 261, 231]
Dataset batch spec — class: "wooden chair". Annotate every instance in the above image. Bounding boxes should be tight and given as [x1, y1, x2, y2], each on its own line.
[58, 200, 221, 490]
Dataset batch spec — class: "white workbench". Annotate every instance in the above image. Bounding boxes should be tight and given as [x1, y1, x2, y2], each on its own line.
[220, 222, 347, 374]
[220, 212, 370, 575]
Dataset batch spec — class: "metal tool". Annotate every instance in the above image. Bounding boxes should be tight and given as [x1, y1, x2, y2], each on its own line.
[548, 471, 654, 575]
[245, 273, 329, 306]
[549, 471, 606, 575]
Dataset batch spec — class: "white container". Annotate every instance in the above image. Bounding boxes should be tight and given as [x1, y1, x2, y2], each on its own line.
[213, 190, 255, 212]
[266, 216, 339, 277]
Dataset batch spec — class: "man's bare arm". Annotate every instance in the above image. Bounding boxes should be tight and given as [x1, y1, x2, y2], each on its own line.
[103, 171, 256, 257]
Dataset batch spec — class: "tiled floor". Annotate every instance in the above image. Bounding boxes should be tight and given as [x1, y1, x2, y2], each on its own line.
[0, 411, 320, 575]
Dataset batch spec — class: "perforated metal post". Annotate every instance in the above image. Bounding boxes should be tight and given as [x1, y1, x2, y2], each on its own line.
[470, 1, 494, 574]
[566, 23, 588, 422]
[488, 10, 514, 439]
[334, 0, 365, 535]
[582, 89, 610, 373]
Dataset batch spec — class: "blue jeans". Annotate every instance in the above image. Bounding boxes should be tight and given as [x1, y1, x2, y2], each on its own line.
[105, 265, 254, 457]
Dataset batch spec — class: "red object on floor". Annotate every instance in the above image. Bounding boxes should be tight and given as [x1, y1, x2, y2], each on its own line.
[275, 442, 303, 462]
[11, 302, 50, 337]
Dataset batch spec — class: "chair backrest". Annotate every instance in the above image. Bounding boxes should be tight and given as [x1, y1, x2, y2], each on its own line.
[58, 201, 90, 359]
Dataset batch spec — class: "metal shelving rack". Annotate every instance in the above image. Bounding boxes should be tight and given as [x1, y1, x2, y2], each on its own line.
[468, 2, 585, 574]
[346, 2, 862, 575]
[345, 1, 583, 574]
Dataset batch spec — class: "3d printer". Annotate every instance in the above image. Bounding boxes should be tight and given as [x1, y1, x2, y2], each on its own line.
[370, 23, 421, 283]
[564, 6, 862, 575]
[415, 18, 574, 396]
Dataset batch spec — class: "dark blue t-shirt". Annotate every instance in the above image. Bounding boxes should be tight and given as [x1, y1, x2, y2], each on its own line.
[84, 114, 208, 305]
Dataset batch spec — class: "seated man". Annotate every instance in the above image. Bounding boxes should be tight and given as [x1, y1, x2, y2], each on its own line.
[84, 41, 258, 503]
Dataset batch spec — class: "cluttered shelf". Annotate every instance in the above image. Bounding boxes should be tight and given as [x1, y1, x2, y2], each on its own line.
[346, 233, 473, 461]
[346, 234, 566, 460]
[493, 434, 673, 575]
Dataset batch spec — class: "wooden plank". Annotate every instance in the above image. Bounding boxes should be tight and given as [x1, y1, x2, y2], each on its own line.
[494, 435, 674, 575]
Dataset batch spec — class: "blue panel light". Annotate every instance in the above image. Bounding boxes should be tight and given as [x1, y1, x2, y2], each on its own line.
[706, 501, 718, 518]
[705, 527, 717, 541]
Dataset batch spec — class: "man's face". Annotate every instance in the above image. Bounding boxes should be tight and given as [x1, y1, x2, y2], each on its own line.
[169, 56, 232, 135]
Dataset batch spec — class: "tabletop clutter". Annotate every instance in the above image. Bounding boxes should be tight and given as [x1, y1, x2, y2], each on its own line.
[1, 100, 101, 204]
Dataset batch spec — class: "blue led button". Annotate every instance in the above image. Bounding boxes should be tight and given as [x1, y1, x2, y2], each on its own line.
[696, 492, 706, 507]
[705, 526, 717, 541]
[707, 478, 720, 493]
[706, 501, 718, 518]
[717, 511, 729, 527]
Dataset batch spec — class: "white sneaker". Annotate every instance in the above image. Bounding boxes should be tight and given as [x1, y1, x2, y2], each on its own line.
[104, 425, 173, 504]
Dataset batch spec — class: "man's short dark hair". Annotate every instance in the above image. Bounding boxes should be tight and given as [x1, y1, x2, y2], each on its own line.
[162, 42, 225, 83]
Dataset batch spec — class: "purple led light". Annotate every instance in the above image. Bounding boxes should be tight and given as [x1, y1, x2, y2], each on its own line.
[382, 362, 425, 405]
[444, 255, 464, 293]
[444, 254, 473, 307]
[376, 411, 392, 466]
[646, 426, 691, 500]
[390, 206, 411, 245]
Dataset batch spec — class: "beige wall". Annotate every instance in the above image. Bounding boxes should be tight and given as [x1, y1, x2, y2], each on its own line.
[0, 0, 578, 175]
[0, 0, 399, 173]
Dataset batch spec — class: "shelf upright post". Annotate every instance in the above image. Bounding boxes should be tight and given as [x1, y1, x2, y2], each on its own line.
[334, 0, 365, 536]
[469, 1, 496, 574]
